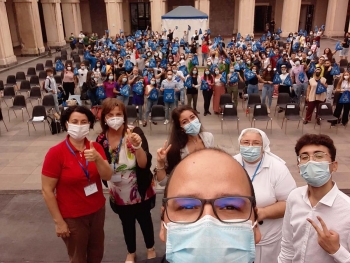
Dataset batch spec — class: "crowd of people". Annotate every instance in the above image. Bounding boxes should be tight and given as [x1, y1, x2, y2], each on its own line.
[40, 26, 350, 263]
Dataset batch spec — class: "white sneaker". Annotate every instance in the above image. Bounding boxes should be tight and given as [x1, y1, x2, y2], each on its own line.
[267, 108, 270, 114]
[164, 119, 169, 125]
[139, 120, 143, 125]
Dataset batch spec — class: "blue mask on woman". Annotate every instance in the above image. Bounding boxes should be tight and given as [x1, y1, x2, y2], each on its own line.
[183, 118, 201, 136]
[299, 161, 331, 187]
[164, 215, 256, 263]
[240, 146, 262, 162]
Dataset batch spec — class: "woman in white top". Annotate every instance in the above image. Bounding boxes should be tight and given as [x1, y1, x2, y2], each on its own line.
[234, 128, 296, 263]
[333, 71, 350, 126]
[154, 105, 214, 186]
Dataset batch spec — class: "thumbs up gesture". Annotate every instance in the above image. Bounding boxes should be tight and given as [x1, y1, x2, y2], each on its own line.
[84, 141, 99, 162]
[127, 129, 142, 148]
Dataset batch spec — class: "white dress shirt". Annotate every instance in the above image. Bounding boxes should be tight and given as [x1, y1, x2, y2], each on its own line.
[278, 183, 350, 263]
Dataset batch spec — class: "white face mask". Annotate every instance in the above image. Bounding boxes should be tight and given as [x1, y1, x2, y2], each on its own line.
[67, 67, 72, 71]
[106, 117, 124, 131]
[81, 66, 85, 70]
[295, 61, 300, 66]
[267, 68, 272, 72]
[150, 81, 156, 85]
[109, 76, 114, 80]
[67, 123, 90, 141]
[345, 76, 349, 80]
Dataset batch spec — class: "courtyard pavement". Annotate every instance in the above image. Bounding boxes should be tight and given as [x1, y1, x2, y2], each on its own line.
[0, 37, 349, 262]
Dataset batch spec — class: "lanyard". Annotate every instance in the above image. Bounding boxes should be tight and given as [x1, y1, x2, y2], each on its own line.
[65, 140, 90, 181]
[242, 157, 263, 182]
[106, 134, 124, 170]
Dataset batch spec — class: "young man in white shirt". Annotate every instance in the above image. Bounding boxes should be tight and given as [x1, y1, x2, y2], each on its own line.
[77, 62, 88, 93]
[278, 133, 350, 263]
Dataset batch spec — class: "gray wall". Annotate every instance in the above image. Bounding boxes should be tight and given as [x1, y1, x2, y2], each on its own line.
[89, 0, 108, 37]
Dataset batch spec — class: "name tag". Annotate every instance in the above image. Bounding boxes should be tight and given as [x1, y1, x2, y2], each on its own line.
[111, 174, 122, 183]
[84, 183, 98, 196]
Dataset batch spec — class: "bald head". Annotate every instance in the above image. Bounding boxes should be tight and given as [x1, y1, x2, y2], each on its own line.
[164, 148, 255, 200]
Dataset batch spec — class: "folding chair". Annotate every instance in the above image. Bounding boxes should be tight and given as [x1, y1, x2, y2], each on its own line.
[8, 95, 30, 122]
[221, 103, 239, 134]
[26, 67, 37, 78]
[0, 80, 4, 91]
[219, 94, 232, 115]
[27, 87, 42, 107]
[27, 105, 47, 136]
[315, 103, 339, 133]
[45, 60, 53, 68]
[18, 80, 31, 96]
[274, 93, 290, 118]
[54, 56, 61, 62]
[54, 75, 63, 88]
[38, 71, 47, 82]
[339, 59, 348, 67]
[42, 95, 56, 112]
[251, 104, 272, 132]
[15, 72, 26, 82]
[73, 55, 81, 63]
[0, 108, 8, 135]
[61, 49, 68, 56]
[246, 93, 261, 119]
[61, 54, 68, 61]
[68, 95, 82, 106]
[36, 63, 45, 71]
[150, 105, 167, 134]
[0, 86, 16, 107]
[29, 76, 40, 88]
[281, 103, 304, 134]
[126, 105, 138, 126]
[238, 81, 245, 108]
[4, 75, 16, 88]
[157, 95, 165, 106]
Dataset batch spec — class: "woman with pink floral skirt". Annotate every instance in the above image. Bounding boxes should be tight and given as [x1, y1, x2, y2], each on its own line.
[96, 98, 156, 263]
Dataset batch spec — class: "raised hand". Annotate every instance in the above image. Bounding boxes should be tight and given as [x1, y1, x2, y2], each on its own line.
[127, 129, 142, 147]
[84, 141, 100, 162]
[157, 140, 172, 164]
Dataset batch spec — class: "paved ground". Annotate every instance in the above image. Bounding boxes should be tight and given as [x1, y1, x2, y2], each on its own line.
[0, 37, 350, 262]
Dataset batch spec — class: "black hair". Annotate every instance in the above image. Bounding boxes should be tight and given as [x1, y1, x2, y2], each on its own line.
[60, 106, 95, 131]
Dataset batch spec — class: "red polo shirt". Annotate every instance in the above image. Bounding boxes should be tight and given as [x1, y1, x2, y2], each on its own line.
[42, 136, 107, 218]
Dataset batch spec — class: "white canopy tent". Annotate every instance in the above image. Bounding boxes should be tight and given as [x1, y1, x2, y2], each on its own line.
[161, 6, 208, 45]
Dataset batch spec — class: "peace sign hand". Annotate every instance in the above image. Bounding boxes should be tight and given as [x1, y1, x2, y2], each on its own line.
[307, 216, 340, 255]
[157, 140, 172, 165]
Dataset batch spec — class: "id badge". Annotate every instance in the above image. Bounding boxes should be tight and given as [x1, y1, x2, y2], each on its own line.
[84, 183, 98, 196]
[110, 164, 122, 183]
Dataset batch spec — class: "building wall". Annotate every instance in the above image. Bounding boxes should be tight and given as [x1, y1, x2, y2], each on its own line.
[89, 0, 108, 37]
[209, 0, 234, 36]
[167, 0, 194, 11]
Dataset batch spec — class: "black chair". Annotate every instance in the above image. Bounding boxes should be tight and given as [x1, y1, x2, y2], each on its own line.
[42, 94, 55, 112]
[150, 105, 166, 133]
[54, 56, 61, 62]
[315, 103, 339, 133]
[8, 95, 30, 122]
[18, 80, 31, 95]
[339, 59, 348, 67]
[61, 49, 67, 56]
[126, 105, 138, 126]
[0, 87, 16, 107]
[65, 60, 73, 67]
[73, 55, 81, 63]
[246, 93, 261, 119]
[27, 87, 42, 107]
[219, 94, 232, 114]
[0, 80, 4, 91]
[281, 103, 303, 134]
[238, 81, 245, 108]
[70, 51, 78, 58]
[38, 71, 47, 82]
[0, 108, 8, 135]
[274, 93, 290, 117]
[221, 103, 239, 134]
[45, 60, 53, 68]
[78, 49, 84, 55]
[4, 75, 16, 88]
[15, 72, 26, 82]
[36, 63, 45, 71]
[54, 75, 63, 87]
[340, 67, 345, 74]
[157, 95, 165, 106]
[26, 67, 37, 78]
[27, 105, 47, 136]
[251, 104, 272, 132]
[29, 76, 40, 88]
[61, 54, 68, 61]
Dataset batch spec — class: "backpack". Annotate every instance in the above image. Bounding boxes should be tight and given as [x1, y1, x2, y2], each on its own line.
[42, 78, 50, 93]
[47, 116, 61, 135]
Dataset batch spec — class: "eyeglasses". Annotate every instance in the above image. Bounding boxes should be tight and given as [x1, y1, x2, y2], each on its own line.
[297, 152, 329, 164]
[240, 141, 263, 147]
[163, 196, 255, 224]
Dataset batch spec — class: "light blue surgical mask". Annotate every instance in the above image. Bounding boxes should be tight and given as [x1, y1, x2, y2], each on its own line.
[183, 118, 201, 136]
[240, 146, 262, 163]
[299, 161, 332, 187]
[193, 70, 197, 74]
[164, 215, 256, 263]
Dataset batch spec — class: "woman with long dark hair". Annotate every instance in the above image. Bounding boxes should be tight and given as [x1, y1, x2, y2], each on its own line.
[202, 68, 214, 115]
[186, 67, 201, 114]
[154, 105, 214, 186]
[261, 64, 275, 113]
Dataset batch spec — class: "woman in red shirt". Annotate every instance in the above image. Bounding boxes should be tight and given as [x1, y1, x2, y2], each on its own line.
[42, 106, 112, 263]
[201, 41, 209, 66]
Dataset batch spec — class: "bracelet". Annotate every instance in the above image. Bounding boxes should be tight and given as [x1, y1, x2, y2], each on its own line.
[132, 142, 142, 150]
[155, 165, 165, 171]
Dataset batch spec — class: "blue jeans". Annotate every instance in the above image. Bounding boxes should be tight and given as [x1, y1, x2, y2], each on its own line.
[117, 95, 129, 106]
[145, 99, 158, 120]
[293, 82, 308, 105]
[202, 53, 208, 66]
[247, 84, 259, 95]
[262, 84, 273, 107]
[87, 90, 99, 106]
[164, 101, 175, 120]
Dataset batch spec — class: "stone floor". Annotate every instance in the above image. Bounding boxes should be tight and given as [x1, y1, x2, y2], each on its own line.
[0, 37, 350, 262]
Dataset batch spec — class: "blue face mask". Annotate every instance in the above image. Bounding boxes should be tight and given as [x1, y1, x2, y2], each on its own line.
[299, 161, 332, 187]
[240, 146, 262, 163]
[164, 215, 256, 263]
[183, 118, 201, 136]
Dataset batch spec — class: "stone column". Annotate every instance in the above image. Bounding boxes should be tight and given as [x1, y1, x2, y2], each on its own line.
[5, 0, 20, 47]
[233, 0, 239, 33]
[79, 0, 92, 33]
[105, 0, 123, 37]
[198, 0, 210, 27]
[150, 0, 162, 32]
[41, 0, 66, 48]
[280, 0, 301, 37]
[0, 0, 17, 67]
[61, 0, 82, 40]
[122, 0, 131, 34]
[13, 0, 45, 55]
[237, 0, 255, 36]
[313, 0, 328, 29]
[194, 0, 199, 9]
[161, 0, 166, 16]
[324, 0, 349, 37]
